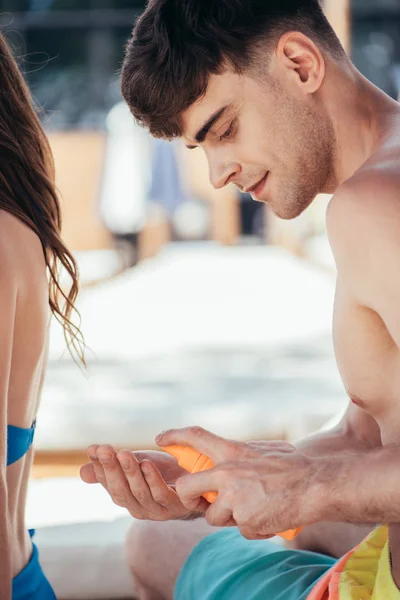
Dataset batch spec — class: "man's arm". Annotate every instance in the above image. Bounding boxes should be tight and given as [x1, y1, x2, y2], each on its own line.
[160, 427, 400, 542]
[288, 402, 381, 557]
[294, 400, 382, 457]
[325, 172, 400, 579]
[315, 444, 400, 524]
[326, 173, 400, 442]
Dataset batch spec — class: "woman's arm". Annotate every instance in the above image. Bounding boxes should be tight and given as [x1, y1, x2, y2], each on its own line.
[0, 254, 18, 599]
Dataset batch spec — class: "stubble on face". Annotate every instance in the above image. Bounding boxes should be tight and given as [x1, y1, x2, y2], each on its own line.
[261, 80, 337, 219]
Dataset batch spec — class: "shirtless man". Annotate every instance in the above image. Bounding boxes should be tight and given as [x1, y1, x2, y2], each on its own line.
[80, 1, 400, 598]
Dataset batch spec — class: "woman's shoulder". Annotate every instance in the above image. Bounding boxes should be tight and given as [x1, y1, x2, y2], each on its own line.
[0, 208, 42, 245]
[0, 210, 45, 283]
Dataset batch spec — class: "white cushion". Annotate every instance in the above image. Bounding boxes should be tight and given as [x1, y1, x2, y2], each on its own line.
[34, 519, 135, 600]
[27, 478, 136, 599]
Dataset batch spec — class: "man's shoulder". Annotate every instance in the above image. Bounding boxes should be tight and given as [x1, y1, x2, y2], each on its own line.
[327, 156, 400, 250]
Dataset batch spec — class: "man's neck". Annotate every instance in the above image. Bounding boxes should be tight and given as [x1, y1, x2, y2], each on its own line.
[323, 64, 400, 189]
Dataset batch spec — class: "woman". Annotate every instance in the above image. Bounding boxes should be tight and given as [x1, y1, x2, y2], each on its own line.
[0, 33, 84, 598]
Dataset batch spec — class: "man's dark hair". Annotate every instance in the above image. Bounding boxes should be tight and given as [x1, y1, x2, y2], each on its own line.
[121, 0, 345, 139]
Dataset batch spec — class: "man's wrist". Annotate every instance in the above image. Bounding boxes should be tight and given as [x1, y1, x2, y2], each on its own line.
[304, 453, 354, 524]
[305, 448, 392, 525]
[182, 511, 204, 521]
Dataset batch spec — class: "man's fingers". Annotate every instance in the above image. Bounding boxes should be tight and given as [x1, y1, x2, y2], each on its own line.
[204, 499, 234, 528]
[80, 462, 97, 484]
[239, 526, 275, 541]
[176, 470, 218, 510]
[156, 426, 236, 462]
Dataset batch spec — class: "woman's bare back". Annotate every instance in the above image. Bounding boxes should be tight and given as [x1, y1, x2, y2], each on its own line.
[1, 210, 50, 577]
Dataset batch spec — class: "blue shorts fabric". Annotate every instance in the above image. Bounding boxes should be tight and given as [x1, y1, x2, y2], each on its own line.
[12, 530, 56, 600]
[174, 528, 336, 600]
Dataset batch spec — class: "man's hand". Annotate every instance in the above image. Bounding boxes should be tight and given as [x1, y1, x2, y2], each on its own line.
[80, 446, 209, 521]
[157, 427, 321, 540]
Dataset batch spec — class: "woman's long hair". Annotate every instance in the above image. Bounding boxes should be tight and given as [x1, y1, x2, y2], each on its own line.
[0, 33, 85, 363]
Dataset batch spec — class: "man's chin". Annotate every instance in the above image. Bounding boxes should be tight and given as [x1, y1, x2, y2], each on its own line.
[271, 195, 316, 220]
[269, 204, 303, 221]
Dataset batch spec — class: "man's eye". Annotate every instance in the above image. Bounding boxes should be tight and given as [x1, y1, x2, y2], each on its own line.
[219, 125, 233, 142]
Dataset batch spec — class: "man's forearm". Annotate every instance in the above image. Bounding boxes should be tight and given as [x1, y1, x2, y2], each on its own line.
[294, 425, 359, 457]
[294, 424, 373, 458]
[312, 444, 400, 524]
[290, 424, 380, 557]
[294, 403, 382, 458]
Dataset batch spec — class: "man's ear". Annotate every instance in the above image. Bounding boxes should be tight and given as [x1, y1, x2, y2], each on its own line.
[274, 32, 325, 94]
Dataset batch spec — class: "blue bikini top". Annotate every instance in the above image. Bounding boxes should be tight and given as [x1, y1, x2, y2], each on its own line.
[7, 421, 36, 466]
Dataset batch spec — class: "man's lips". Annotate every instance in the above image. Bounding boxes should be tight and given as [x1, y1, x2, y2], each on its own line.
[244, 173, 269, 197]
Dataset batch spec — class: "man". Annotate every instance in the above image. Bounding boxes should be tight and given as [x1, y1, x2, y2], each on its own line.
[80, 0, 400, 598]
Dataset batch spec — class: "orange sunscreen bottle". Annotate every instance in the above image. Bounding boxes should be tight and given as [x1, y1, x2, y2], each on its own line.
[164, 444, 302, 541]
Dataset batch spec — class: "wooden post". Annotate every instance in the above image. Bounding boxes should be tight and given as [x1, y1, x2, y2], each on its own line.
[49, 131, 112, 251]
[323, 0, 351, 55]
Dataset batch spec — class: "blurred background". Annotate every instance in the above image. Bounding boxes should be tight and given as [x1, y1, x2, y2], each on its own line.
[3, 1, 400, 598]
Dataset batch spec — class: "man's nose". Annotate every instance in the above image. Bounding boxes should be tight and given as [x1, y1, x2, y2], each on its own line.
[209, 161, 241, 190]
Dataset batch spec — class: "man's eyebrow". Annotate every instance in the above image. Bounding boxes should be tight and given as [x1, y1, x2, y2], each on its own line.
[186, 105, 230, 149]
